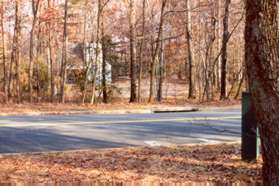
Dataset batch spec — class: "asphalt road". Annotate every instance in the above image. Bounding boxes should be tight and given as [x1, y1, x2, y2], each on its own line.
[0, 108, 241, 153]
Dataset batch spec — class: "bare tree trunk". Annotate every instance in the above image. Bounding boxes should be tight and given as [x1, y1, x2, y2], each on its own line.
[36, 20, 42, 102]
[8, 50, 13, 100]
[137, 0, 146, 103]
[82, 0, 88, 104]
[90, 70, 97, 104]
[157, 32, 164, 102]
[28, 0, 40, 103]
[15, 49, 20, 103]
[220, 0, 231, 100]
[185, 0, 195, 99]
[101, 18, 108, 103]
[149, 0, 167, 103]
[216, 0, 222, 91]
[90, 0, 111, 104]
[90, 0, 101, 104]
[15, 0, 20, 103]
[129, 0, 137, 103]
[202, 41, 211, 101]
[245, 0, 279, 185]
[8, 0, 21, 103]
[60, 0, 69, 103]
[202, 15, 216, 102]
[47, 0, 55, 102]
[0, 1, 7, 103]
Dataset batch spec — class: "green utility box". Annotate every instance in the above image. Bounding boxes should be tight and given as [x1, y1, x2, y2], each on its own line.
[241, 92, 260, 162]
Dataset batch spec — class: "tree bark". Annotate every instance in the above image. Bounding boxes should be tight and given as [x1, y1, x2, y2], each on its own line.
[216, 0, 222, 91]
[137, 0, 146, 103]
[245, 0, 279, 185]
[28, 0, 40, 103]
[15, 0, 20, 103]
[0, 1, 7, 103]
[90, 0, 102, 104]
[82, 0, 88, 104]
[220, 0, 231, 100]
[185, 0, 195, 99]
[101, 19, 108, 103]
[129, 0, 137, 103]
[149, 0, 167, 103]
[47, 0, 55, 102]
[157, 31, 164, 102]
[36, 20, 42, 101]
[202, 15, 216, 102]
[8, 0, 21, 103]
[60, 0, 69, 103]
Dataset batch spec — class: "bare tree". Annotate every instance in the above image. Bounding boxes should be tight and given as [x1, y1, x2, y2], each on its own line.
[60, 0, 69, 103]
[128, 0, 137, 103]
[89, 0, 111, 104]
[137, 0, 146, 103]
[90, 0, 101, 104]
[47, 0, 55, 102]
[157, 30, 164, 102]
[149, 0, 167, 103]
[82, 0, 89, 104]
[185, 0, 195, 99]
[28, 0, 41, 103]
[216, 0, 222, 91]
[8, 0, 21, 103]
[202, 12, 216, 101]
[220, 0, 231, 100]
[0, 0, 7, 103]
[101, 17, 108, 103]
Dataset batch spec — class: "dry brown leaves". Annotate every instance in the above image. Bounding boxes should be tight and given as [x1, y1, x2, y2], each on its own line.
[0, 99, 240, 116]
[0, 144, 262, 184]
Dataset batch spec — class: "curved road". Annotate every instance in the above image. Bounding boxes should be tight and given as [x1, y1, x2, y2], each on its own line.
[0, 108, 241, 153]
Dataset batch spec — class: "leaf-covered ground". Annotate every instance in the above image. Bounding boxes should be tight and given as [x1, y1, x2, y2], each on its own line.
[0, 99, 240, 116]
[0, 144, 262, 185]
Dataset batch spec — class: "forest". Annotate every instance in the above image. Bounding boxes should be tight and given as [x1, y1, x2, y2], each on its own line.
[0, 0, 279, 184]
[0, 0, 244, 104]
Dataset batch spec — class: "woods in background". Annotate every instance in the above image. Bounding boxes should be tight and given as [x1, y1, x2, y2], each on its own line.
[0, 0, 245, 104]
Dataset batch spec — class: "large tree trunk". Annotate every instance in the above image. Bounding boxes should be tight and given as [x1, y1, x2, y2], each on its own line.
[128, 0, 137, 103]
[60, 0, 69, 103]
[220, 0, 231, 100]
[0, 1, 7, 103]
[245, 0, 279, 185]
[185, 0, 195, 99]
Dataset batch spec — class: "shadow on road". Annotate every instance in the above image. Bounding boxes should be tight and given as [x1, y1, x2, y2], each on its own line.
[0, 127, 132, 153]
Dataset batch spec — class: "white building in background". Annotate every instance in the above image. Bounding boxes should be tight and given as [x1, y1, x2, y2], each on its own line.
[66, 42, 112, 85]
[84, 42, 112, 85]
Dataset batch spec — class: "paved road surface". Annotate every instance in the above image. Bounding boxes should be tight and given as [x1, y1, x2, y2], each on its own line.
[0, 108, 241, 153]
